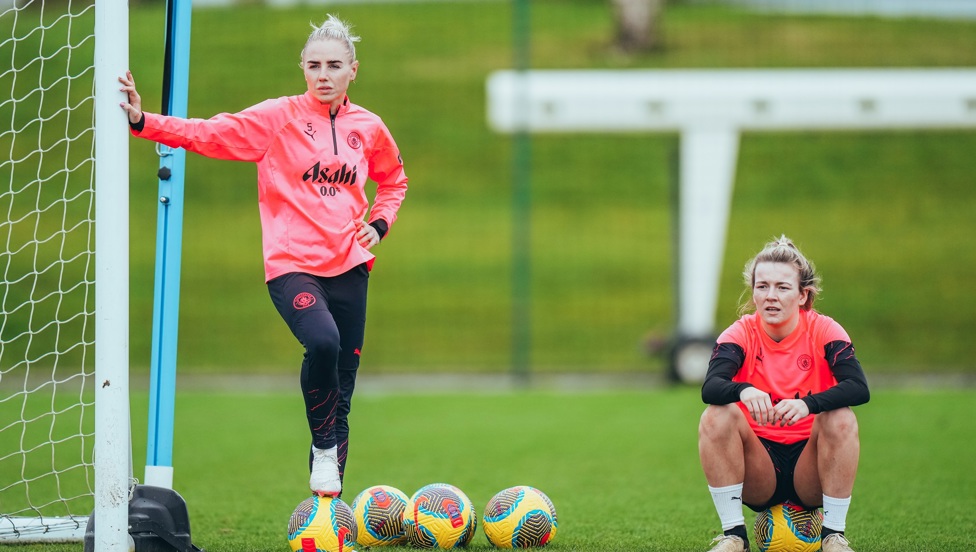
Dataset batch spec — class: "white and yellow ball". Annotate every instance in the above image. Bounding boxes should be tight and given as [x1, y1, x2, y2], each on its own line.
[403, 483, 477, 549]
[351, 485, 408, 547]
[287, 494, 358, 552]
[482, 486, 557, 548]
[753, 501, 822, 552]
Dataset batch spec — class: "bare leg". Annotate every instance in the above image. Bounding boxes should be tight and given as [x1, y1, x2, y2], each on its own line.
[793, 407, 860, 506]
[699, 404, 777, 506]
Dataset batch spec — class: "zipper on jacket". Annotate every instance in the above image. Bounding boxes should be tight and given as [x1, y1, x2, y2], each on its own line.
[330, 111, 338, 155]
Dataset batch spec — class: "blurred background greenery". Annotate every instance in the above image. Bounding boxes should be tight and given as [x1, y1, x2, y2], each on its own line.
[118, 0, 976, 379]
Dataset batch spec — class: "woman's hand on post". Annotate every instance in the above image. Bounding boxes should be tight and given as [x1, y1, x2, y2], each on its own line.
[118, 70, 143, 124]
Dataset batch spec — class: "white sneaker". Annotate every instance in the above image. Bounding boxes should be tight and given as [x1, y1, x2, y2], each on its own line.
[309, 445, 341, 497]
[707, 535, 749, 552]
[821, 533, 855, 552]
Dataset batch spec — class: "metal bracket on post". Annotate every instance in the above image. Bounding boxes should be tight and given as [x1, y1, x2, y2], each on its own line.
[84, 486, 205, 552]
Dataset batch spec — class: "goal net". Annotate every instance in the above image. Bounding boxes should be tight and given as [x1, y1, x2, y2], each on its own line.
[1, 0, 129, 544]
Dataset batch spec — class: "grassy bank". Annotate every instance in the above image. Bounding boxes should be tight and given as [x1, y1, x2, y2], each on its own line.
[116, 1, 976, 375]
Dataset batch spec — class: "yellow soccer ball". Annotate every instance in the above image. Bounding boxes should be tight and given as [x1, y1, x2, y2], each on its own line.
[287, 494, 358, 552]
[482, 486, 557, 548]
[351, 485, 409, 547]
[403, 483, 477, 549]
[754, 501, 822, 552]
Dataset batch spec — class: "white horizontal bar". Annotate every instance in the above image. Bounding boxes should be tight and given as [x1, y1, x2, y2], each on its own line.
[487, 69, 976, 132]
[0, 516, 89, 543]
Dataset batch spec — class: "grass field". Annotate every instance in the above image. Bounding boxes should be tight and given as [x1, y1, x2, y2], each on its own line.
[8, 386, 976, 551]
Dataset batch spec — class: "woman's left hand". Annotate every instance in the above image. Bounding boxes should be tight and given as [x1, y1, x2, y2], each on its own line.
[771, 398, 811, 426]
[355, 220, 380, 250]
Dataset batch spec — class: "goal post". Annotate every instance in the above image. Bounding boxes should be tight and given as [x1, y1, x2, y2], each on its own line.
[145, 0, 193, 491]
[94, 0, 131, 549]
[0, 0, 130, 548]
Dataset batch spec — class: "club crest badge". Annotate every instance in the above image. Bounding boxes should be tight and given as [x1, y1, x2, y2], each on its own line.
[293, 292, 316, 310]
[347, 131, 362, 149]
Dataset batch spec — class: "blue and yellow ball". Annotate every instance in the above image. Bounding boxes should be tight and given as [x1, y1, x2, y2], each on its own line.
[350, 485, 409, 547]
[482, 486, 557, 548]
[287, 494, 358, 552]
[753, 501, 822, 552]
[403, 483, 477, 549]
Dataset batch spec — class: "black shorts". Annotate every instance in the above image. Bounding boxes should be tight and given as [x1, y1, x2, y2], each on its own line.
[745, 437, 812, 512]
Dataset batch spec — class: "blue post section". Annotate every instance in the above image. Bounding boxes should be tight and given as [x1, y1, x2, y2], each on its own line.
[145, 0, 192, 488]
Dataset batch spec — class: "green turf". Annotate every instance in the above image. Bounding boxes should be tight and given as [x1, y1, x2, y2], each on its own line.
[8, 387, 975, 551]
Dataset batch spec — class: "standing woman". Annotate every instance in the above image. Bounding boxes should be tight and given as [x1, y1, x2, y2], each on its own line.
[120, 15, 408, 498]
[698, 236, 869, 552]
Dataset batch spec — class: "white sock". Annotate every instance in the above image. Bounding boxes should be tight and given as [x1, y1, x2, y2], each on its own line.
[709, 483, 745, 531]
[822, 494, 851, 532]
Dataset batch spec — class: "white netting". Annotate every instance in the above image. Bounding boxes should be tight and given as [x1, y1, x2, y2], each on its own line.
[0, 0, 97, 541]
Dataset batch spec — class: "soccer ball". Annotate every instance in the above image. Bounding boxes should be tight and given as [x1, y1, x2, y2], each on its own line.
[351, 485, 409, 547]
[287, 494, 358, 552]
[482, 486, 558, 548]
[753, 501, 823, 552]
[403, 483, 478, 549]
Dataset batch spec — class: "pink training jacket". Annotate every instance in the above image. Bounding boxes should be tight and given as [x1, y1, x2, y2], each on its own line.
[133, 91, 408, 282]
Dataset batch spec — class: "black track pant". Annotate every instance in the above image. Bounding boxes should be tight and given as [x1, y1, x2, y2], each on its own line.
[267, 265, 368, 482]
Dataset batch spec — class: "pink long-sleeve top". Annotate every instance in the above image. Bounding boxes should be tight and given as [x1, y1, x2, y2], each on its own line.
[133, 92, 408, 282]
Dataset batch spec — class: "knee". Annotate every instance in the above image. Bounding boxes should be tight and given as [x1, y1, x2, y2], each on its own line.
[699, 404, 740, 441]
[815, 407, 859, 441]
[305, 327, 341, 361]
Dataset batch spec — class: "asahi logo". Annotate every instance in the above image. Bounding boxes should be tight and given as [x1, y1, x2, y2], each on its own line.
[302, 161, 357, 186]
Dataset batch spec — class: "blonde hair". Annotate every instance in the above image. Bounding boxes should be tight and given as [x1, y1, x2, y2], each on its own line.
[739, 235, 821, 315]
[302, 14, 360, 63]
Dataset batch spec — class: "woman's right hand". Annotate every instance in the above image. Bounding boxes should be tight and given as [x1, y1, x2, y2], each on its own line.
[739, 386, 774, 426]
[118, 70, 143, 124]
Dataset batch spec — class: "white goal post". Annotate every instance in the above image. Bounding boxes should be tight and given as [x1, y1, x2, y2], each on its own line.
[0, 0, 130, 549]
[487, 68, 976, 382]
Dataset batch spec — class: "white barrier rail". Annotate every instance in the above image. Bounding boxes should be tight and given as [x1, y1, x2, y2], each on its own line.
[487, 69, 976, 381]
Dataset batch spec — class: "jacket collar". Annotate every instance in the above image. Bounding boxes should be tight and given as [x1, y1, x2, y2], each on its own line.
[304, 91, 352, 117]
